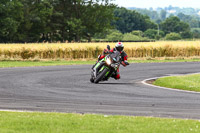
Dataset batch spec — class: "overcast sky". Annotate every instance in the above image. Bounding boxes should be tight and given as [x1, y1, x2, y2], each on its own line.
[112, 0, 200, 8]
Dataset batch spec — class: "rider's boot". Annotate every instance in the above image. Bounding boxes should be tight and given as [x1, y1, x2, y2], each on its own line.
[111, 72, 117, 78]
[111, 72, 120, 80]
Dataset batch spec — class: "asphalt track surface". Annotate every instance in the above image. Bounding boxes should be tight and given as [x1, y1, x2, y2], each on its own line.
[0, 62, 200, 119]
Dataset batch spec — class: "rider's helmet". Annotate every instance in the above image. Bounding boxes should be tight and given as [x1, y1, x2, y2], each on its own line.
[115, 42, 124, 52]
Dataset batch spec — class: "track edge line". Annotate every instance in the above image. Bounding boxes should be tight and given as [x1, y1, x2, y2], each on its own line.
[141, 73, 200, 94]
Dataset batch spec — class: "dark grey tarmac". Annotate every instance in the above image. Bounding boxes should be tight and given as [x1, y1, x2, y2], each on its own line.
[0, 62, 200, 119]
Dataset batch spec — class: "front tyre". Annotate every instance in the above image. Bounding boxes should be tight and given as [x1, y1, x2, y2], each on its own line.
[90, 77, 94, 83]
[94, 68, 109, 84]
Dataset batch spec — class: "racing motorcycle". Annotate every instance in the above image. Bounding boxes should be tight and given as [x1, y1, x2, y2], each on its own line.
[90, 45, 128, 83]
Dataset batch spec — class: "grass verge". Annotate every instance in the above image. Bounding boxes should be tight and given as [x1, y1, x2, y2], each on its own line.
[1, 58, 200, 68]
[0, 111, 200, 133]
[153, 74, 200, 92]
[0, 60, 95, 68]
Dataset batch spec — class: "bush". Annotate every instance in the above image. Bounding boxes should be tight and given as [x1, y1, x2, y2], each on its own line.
[180, 31, 192, 39]
[155, 35, 161, 40]
[122, 33, 151, 42]
[158, 30, 165, 37]
[106, 30, 123, 41]
[144, 29, 165, 40]
[131, 30, 144, 37]
[165, 33, 182, 40]
[191, 28, 200, 38]
[144, 29, 158, 39]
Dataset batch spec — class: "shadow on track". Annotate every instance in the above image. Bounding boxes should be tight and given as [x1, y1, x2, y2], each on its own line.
[98, 82, 133, 85]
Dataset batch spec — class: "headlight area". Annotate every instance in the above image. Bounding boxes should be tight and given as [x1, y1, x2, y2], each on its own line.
[106, 57, 111, 65]
[111, 63, 119, 68]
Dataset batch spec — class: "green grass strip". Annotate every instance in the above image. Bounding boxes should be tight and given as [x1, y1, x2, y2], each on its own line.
[0, 60, 95, 68]
[154, 74, 200, 92]
[0, 111, 200, 133]
[1, 59, 200, 68]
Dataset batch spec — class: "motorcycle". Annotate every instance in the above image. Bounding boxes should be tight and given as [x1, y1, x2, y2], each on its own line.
[90, 45, 128, 84]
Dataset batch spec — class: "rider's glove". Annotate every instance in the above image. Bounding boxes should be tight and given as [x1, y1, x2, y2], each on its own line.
[103, 49, 109, 54]
[121, 60, 129, 66]
[124, 60, 129, 65]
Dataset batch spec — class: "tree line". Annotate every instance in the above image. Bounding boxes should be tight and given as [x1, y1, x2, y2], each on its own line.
[94, 7, 193, 41]
[0, 1, 197, 43]
[131, 6, 200, 29]
[129, 7, 200, 39]
[0, 0, 116, 43]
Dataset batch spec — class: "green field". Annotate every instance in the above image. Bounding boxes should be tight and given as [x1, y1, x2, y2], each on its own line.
[0, 111, 200, 133]
[1, 58, 200, 68]
[153, 74, 200, 92]
[0, 60, 95, 68]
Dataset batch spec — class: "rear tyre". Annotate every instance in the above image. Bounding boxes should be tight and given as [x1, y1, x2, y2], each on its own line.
[94, 68, 109, 84]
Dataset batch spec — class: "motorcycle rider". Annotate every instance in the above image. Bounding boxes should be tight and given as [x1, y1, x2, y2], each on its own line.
[97, 42, 129, 80]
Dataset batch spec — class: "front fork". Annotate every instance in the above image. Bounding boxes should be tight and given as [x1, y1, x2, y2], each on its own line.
[100, 65, 116, 80]
[92, 61, 105, 78]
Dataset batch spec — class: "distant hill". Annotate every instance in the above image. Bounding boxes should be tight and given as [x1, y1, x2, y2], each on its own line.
[128, 6, 200, 17]
[127, 6, 200, 29]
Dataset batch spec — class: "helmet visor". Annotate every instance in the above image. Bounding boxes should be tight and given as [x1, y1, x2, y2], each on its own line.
[116, 47, 124, 52]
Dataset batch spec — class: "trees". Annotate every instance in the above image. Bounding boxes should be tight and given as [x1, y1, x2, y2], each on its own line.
[45, 0, 116, 42]
[160, 10, 167, 20]
[177, 13, 200, 28]
[135, 8, 160, 21]
[160, 16, 193, 39]
[2, 2, 199, 43]
[16, 0, 53, 42]
[160, 16, 190, 35]
[0, 0, 116, 43]
[80, 0, 116, 42]
[192, 28, 200, 38]
[0, 0, 23, 42]
[112, 8, 157, 34]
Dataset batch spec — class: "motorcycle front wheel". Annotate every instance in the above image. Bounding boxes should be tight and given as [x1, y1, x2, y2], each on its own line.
[90, 77, 94, 83]
[94, 68, 109, 84]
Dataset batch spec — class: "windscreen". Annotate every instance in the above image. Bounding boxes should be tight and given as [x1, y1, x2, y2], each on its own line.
[110, 51, 121, 62]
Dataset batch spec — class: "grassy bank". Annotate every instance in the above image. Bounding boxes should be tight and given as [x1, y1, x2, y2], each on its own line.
[0, 111, 200, 133]
[1, 58, 200, 68]
[153, 74, 200, 92]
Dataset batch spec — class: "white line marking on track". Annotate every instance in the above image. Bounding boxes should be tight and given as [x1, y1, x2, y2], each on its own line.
[141, 72, 200, 94]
